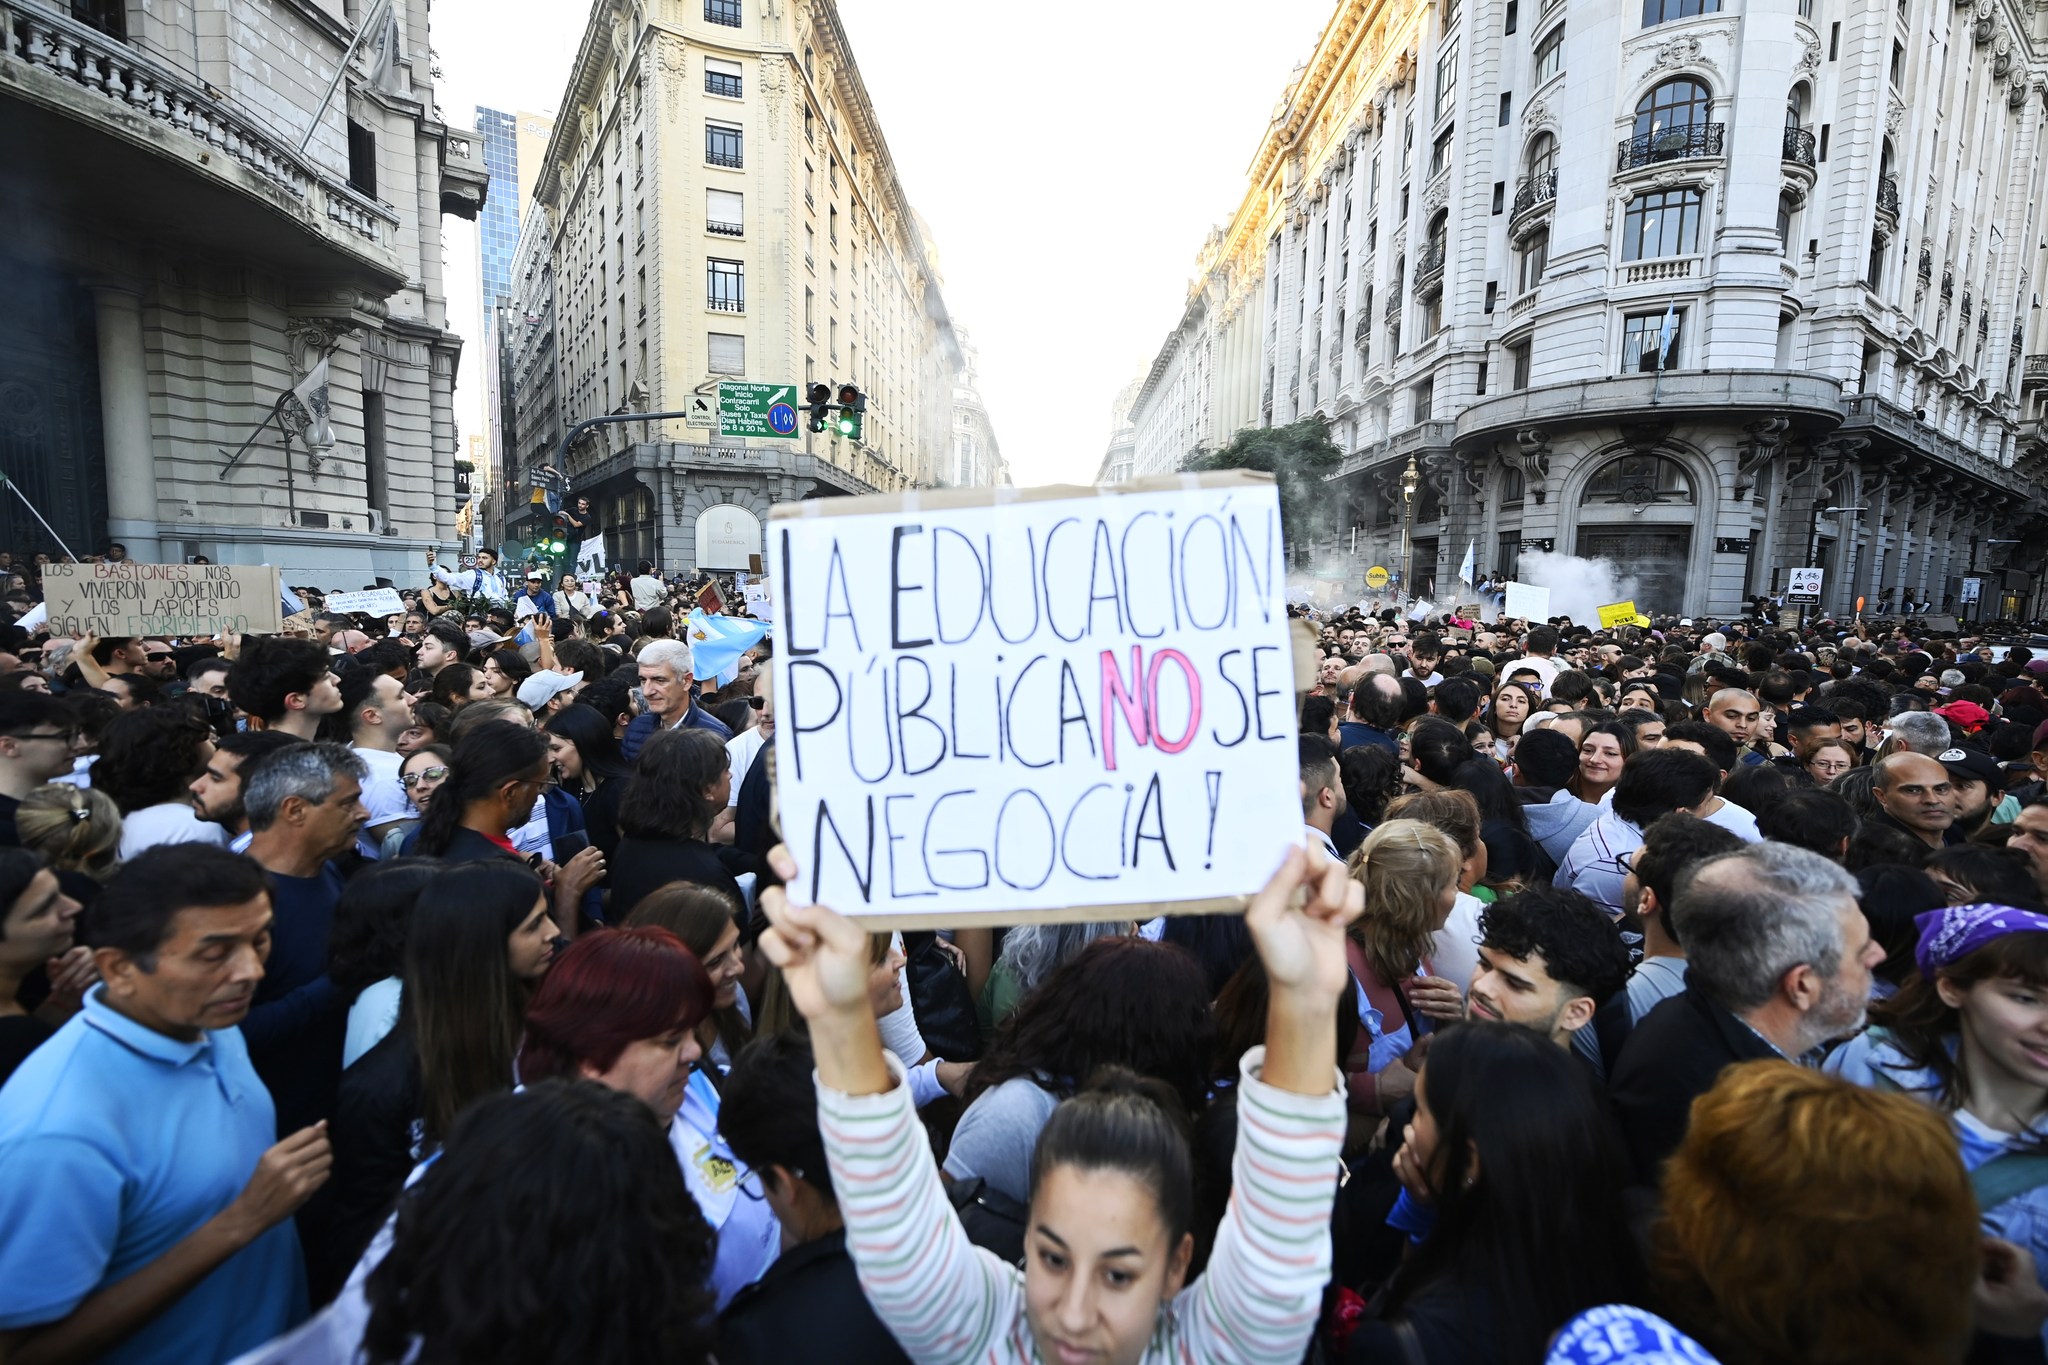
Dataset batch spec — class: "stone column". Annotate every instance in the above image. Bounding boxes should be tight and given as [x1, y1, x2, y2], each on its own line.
[92, 287, 160, 562]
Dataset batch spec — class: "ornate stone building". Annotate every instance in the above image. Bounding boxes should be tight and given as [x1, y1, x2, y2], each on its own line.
[0, 0, 485, 581]
[1130, 0, 2048, 619]
[504, 0, 965, 571]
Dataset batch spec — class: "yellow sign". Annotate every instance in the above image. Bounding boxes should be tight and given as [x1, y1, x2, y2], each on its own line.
[1365, 565, 1390, 589]
[1597, 600, 1645, 629]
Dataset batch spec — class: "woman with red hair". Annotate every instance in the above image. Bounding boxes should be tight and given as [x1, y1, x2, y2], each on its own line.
[519, 927, 781, 1310]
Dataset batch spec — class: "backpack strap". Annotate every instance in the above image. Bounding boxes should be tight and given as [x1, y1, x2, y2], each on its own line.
[1972, 1153, 2048, 1210]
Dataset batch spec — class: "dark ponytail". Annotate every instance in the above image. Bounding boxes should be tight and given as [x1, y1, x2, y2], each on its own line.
[413, 722, 549, 857]
[1029, 1065, 1194, 1244]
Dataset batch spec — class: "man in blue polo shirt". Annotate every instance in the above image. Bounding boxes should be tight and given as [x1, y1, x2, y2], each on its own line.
[0, 845, 330, 1364]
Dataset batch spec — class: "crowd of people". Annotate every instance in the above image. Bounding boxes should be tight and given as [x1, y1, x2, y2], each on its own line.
[6, 539, 2048, 1364]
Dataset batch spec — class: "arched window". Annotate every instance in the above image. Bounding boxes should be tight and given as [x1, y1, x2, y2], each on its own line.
[1425, 209, 1449, 259]
[1786, 86, 1807, 131]
[1527, 131, 1557, 181]
[1634, 79, 1712, 141]
[1582, 454, 1695, 506]
[1533, 23, 1565, 84]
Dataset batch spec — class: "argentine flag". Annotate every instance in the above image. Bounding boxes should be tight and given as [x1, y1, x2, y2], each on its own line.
[686, 607, 770, 688]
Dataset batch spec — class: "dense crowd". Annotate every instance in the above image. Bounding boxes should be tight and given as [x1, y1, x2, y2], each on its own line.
[4, 541, 2048, 1364]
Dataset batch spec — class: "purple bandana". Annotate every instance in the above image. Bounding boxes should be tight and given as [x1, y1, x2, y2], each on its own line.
[1914, 903, 2048, 977]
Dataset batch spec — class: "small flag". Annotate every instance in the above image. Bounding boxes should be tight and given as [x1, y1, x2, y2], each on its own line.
[1656, 301, 1677, 370]
[1458, 540, 1475, 586]
[365, 0, 408, 97]
[686, 608, 769, 689]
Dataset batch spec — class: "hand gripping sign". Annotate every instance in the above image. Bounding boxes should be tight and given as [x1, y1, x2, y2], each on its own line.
[770, 471, 1303, 927]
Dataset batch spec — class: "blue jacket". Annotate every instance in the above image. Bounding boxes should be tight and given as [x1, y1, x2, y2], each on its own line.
[621, 702, 734, 762]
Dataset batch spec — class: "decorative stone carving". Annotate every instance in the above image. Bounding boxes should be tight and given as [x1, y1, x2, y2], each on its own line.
[1423, 175, 1451, 212]
[1800, 34, 1823, 72]
[1505, 429, 1553, 503]
[1650, 35, 1704, 71]
[660, 38, 686, 121]
[1522, 98, 1550, 131]
[1886, 97, 1905, 134]
[760, 62, 785, 137]
[1735, 416, 1791, 501]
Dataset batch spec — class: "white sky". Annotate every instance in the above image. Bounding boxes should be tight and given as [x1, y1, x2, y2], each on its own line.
[433, 0, 1334, 487]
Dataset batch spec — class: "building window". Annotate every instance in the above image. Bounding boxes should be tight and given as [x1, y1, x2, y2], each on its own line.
[1584, 453, 1694, 503]
[705, 122, 743, 168]
[804, 105, 815, 144]
[1510, 341, 1532, 390]
[1435, 44, 1459, 122]
[1519, 228, 1548, 291]
[1621, 309, 1684, 372]
[1621, 188, 1702, 260]
[804, 287, 815, 332]
[1776, 191, 1798, 250]
[1430, 127, 1454, 178]
[1412, 378, 1435, 423]
[1634, 78, 1712, 148]
[1499, 92, 1513, 126]
[707, 188, 744, 236]
[707, 332, 746, 374]
[1866, 232, 1885, 290]
[347, 119, 377, 197]
[1533, 23, 1564, 84]
[705, 0, 742, 25]
[705, 58, 743, 99]
[70, 0, 125, 38]
[1505, 0, 1518, 33]
[1643, 0, 1718, 25]
[1442, 0, 1462, 29]
[1890, 39, 1905, 88]
[707, 258, 744, 312]
[362, 391, 388, 516]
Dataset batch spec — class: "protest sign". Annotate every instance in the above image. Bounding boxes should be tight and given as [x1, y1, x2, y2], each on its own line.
[769, 471, 1301, 927]
[323, 588, 405, 617]
[742, 579, 774, 622]
[575, 537, 607, 576]
[1502, 581, 1550, 621]
[1596, 600, 1641, 630]
[44, 563, 282, 638]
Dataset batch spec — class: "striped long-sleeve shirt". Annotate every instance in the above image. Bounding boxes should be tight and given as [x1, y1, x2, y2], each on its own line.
[817, 1046, 1346, 1365]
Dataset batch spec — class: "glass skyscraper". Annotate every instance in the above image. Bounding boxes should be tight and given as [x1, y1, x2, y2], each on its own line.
[475, 106, 520, 340]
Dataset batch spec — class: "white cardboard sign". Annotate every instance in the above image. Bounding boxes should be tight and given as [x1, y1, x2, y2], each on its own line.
[1502, 581, 1552, 621]
[769, 473, 1302, 926]
[323, 588, 406, 617]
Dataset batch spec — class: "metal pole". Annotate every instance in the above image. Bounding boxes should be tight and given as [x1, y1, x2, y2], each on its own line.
[555, 409, 703, 468]
[299, 0, 388, 156]
[0, 470, 80, 561]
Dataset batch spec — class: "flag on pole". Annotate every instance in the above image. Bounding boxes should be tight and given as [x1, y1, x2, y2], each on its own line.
[686, 608, 769, 689]
[365, 0, 408, 97]
[1656, 300, 1677, 371]
[1458, 540, 1475, 586]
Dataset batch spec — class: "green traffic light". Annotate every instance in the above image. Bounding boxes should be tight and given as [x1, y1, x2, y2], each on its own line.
[838, 418, 855, 436]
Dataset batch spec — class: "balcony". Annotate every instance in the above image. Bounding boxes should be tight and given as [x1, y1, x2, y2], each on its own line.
[1622, 255, 1699, 285]
[2025, 355, 2048, 392]
[707, 295, 744, 313]
[1616, 122, 1725, 171]
[1781, 126, 1817, 168]
[0, 0, 406, 288]
[441, 127, 490, 220]
[1415, 240, 1447, 299]
[706, 148, 743, 169]
[704, 0, 742, 24]
[1876, 174, 1901, 222]
[706, 219, 743, 237]
[705, 71, 741, 98]
[1510, 169, 1557, 236]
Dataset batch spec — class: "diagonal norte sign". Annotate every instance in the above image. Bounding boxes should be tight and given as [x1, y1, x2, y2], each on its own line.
[718, 381, 800, 440]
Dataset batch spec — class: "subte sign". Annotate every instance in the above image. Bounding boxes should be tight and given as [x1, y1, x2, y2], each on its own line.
[1787, 567, 1824, 603]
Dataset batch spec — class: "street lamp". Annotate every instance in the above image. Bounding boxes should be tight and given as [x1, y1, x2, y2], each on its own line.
[1399, 453, 1421, 596]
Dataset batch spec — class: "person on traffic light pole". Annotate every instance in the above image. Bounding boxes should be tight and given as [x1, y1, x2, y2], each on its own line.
[427, 546, 509, 604]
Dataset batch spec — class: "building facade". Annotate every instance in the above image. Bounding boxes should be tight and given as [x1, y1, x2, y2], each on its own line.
[505, 0, 965, 572]
[0, 0, 486, 582]
[947, 330, 1011, 487]
[1097, 376, 1144, 483]
[1129, 0, 2048, 620]
[477, 106, 553, 542]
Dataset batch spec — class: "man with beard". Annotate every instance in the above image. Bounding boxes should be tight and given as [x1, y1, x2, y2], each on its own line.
[189, 732, 306, 854]
[1607, 843, 1883, 1182]
[1464, 884, 1631, 1050]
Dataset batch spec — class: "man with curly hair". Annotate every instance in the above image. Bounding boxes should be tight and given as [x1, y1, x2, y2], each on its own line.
[1465, 883, 1631, 1051]
[95, 707, 230, 860]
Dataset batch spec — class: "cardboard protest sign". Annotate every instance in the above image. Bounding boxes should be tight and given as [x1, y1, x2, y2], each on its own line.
[1597, 600, 1648, 629]
[323, 588, 405, 617]
[769, 471, 1302, 927]
[742, 579, 774, 622]
[1501, 581, 1550, 621]
[44, 563, 282, 638]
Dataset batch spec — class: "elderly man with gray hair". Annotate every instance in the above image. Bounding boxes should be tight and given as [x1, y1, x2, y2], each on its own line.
[1606, 841, 1885, 1182]
[241, 742, 369, 1135]
[621, 637, 733, 763]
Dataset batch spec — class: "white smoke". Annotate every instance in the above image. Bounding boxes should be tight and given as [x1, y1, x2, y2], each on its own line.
[1517, 551, 1641, 626]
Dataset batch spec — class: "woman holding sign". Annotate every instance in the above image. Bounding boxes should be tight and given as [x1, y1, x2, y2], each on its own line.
[756, 842, 1356, 1365]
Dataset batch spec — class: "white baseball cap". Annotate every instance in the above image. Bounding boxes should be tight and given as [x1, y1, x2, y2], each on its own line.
[517, 670, 584, 709]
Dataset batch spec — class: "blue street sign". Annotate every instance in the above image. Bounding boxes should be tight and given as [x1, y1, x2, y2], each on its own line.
[768, 402, 798, 436]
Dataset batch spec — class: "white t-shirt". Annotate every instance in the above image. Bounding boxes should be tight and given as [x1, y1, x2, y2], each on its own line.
[1702, 798, 1762, 842]
[631, 575, 667, 611]
[352, 747, 409, 859]
[725, 727, 765, 808]
[1430, 892, 1488, 993]
[117, 802, 230, 861]
[343, 977, 403, 1069]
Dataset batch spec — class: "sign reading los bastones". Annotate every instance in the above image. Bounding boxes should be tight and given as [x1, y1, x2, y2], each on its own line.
[43, 562, 283, 638]
[770, 471, 1302, 927]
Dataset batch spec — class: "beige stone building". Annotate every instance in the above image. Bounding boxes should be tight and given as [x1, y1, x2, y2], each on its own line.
[0, 0, 485, 582]
[504, 0, 965, 571]
[1131, 0, 2048, 619]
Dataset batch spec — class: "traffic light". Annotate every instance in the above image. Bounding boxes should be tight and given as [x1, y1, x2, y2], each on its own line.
[805, 382, 833, 433]
[835, 383, 866, 442]
[546, 512, 570, 555]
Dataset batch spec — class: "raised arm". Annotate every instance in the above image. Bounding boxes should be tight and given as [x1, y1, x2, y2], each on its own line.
[757, 847, 1020, 1360]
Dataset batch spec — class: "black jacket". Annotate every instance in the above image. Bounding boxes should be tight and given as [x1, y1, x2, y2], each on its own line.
[716, 1229, 910, 1365]
[609, 837, 752, 921]
[315, 1023, 424, 1299]
[1607, 983, 1781, 1185]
